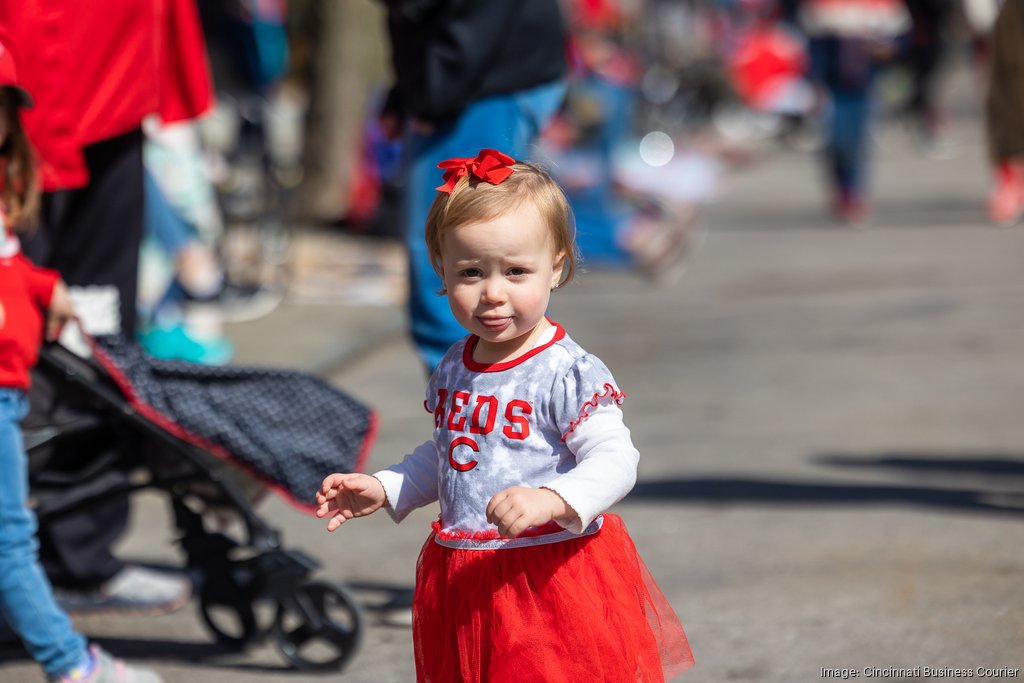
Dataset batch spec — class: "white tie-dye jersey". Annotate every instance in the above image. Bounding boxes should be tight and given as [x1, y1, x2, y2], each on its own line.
[422, 323, 626, 535]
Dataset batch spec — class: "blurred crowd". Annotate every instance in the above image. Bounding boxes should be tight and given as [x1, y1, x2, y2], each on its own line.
[15, 1, 1024, 340]
[283, 0, 1019, 289]
[5, 0, 1014, 365]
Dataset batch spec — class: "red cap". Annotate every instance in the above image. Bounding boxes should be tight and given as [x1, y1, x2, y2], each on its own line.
[0, 34, 33, 109]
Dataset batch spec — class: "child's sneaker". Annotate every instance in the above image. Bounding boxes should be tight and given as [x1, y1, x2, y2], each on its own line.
[51, 645, 163, 683]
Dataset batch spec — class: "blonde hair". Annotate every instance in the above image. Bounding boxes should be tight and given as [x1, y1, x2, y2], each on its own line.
[0, 87, 40, 233]
[424, 161, 577, 288]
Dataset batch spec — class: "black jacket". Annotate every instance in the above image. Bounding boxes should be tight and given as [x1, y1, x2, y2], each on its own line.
[383, 0, 567, 126]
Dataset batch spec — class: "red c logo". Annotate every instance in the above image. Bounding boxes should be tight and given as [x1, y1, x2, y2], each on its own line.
[447, 436, 479, 472]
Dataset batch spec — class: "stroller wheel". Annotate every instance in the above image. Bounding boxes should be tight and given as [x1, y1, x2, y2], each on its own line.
[199, 582, 262, 648]
[271, 579, 363, 671]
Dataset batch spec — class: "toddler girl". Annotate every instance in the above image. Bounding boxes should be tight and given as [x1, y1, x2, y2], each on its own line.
[0, 35, 163, 683]
[317, 148, 694, 682]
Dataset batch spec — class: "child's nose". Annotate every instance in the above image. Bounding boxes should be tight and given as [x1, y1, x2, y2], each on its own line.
[482, 278, 506, 303]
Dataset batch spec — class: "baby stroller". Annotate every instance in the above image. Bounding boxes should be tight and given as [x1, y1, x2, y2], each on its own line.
[21, 328, 376, 672]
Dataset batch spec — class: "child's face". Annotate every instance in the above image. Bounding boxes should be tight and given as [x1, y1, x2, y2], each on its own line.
[440, 200, 565, 359]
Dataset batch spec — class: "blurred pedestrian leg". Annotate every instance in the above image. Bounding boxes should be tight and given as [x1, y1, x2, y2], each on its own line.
[802, 0, 909, 225]
[139, 170, 233, 365]
[900, 0, 957, 156]
[984, 0, 1024, 227]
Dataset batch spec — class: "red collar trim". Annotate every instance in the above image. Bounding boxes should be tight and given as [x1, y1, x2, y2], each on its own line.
[462, 320, 566, 372]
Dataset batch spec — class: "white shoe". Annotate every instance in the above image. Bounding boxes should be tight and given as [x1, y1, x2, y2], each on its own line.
[54, 566, 191, 617]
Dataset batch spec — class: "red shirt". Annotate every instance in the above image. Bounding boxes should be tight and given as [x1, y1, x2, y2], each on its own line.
[0, 239, 59, 390]
[0, 0, 213, 190]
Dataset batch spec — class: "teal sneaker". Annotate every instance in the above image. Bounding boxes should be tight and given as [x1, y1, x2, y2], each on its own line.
[139, 323, 233, 365]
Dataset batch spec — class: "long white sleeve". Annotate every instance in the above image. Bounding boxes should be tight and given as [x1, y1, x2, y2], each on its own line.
[373, 439, 440, 523]
[542, 398, 639, 534]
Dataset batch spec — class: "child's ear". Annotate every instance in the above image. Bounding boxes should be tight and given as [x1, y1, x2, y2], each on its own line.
[551, 251, 566, 289]
[436, 265, 448, 296]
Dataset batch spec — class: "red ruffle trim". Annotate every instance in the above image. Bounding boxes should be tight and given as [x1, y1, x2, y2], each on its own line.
[431, 519, 564, 541]
[561, 383, 626, 441]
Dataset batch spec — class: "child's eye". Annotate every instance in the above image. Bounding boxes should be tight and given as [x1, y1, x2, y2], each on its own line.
[460, 268, 482, 278]
[507, 267, 528, 277]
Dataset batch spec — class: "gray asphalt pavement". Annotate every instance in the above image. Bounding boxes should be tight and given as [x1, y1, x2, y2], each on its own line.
[3, 109, 1024, 682]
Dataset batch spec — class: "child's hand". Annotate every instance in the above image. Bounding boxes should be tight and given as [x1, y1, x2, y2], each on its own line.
[315, 473, 386, 531]
[486, 486, 576, 538]
[46, 280, 74, 342]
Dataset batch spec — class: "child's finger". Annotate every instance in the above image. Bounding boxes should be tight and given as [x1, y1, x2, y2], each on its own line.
[488, 506, 510, 536]
[316, 497, 339, 515]
[485, 502, 502, 527]
[508, 512, 538, 538]
[320, 474, 346, 494]
[326, 511, 349, 532]
[496, 511, 524, 538]
[315, 488, 340, 507]
[488, 498, 520, 530]
[338, 475, 373, 494]
[485, 489, 511, 522]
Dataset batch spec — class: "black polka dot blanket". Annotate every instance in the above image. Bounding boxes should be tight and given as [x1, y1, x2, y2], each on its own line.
[92, 335, 376, 512]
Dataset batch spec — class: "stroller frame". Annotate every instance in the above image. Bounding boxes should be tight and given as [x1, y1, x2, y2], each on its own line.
[25, 342, 363, 672]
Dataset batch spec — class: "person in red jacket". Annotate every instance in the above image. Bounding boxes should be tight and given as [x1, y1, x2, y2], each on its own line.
[0, 0, 212, 337]
[0, 0, 211, 615]
[0, 39, 165, 683]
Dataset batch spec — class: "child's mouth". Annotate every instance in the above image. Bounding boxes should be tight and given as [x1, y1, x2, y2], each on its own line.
[477, 316, 513, 332]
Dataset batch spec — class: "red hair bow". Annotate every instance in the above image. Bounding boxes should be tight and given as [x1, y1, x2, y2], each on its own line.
[436, 149, 516, 193]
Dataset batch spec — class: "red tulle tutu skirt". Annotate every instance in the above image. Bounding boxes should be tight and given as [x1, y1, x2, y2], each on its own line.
[412, 514, 694, 682]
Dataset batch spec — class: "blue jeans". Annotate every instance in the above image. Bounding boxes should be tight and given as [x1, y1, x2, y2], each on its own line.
[809, 37, 879, 198]
[0, 388, 88, 677]
[145, 170, 197, 258]
[143, 169, 201, 324]
[403, 80, 567, 371]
